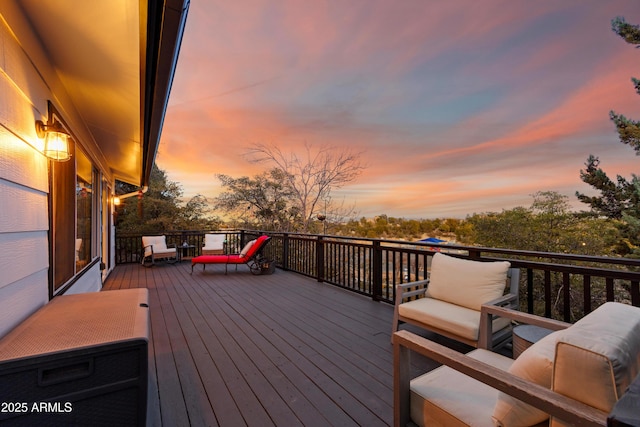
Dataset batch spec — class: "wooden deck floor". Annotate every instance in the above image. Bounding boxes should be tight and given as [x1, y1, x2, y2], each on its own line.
[103, 261, 449, 427]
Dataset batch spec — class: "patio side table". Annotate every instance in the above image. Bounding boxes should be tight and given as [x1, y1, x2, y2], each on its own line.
[512, 324, 553, 358]
[178, 244, 196, 261]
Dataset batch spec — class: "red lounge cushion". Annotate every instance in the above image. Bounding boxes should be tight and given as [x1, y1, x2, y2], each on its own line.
[243, 235, 270, 258]
[191, 255, 246, 265]
[191, 236, 270, 266]
[192, 255, 230, 264]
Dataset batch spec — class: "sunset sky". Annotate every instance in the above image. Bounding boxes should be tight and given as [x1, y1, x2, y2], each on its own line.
[156, 0, 639, 219]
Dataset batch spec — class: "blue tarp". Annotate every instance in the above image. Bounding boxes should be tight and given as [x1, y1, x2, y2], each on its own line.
[419, 237, 446, 244]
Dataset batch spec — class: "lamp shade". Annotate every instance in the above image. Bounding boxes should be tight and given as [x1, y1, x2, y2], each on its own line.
[43, 131, 71, 161]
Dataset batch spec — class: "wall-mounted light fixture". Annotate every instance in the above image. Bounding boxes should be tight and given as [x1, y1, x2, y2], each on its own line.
[112, 187, 148, 208]
[35, 119, 71, 161]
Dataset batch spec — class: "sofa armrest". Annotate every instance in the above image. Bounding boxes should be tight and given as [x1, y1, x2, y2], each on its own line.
[476, 294, 517, 350]
[394, 280, 429, 307]
[482, 305, 571, 331]
[485, 292, 518, 308]
[478, 304, 570, 350]
[393, 330, 608, 427]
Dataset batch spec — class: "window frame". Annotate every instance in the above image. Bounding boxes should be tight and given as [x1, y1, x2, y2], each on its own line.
[47, 102, 102, 297]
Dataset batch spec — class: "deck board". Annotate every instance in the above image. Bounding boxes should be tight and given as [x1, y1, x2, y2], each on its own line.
[103, 261, 446, 426]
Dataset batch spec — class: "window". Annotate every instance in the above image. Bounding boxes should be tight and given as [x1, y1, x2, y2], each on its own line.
[48, 103, 98, 295]
[75, 150, 93, 271]
[50, 138, 76, 292]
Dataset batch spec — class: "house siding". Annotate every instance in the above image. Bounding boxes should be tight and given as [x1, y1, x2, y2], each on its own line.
[0, 6, 105, 337]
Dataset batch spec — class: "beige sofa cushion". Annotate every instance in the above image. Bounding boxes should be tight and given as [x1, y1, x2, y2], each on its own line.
[399, 297, 511, 341]
[426, 253, 510, 311]
[492, 329, 564, 426]
[411, 348, 514, 427]
[550, 302, 640, 427]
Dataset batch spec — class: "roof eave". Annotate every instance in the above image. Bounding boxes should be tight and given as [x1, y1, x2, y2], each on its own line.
[140, 0, 190, 187]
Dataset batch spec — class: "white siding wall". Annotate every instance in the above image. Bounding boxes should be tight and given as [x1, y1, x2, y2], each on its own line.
[0, 7, 103, 337]
[0, 15, 50, 337]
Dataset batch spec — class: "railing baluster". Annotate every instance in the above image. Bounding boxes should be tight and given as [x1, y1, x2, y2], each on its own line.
[583, 275, 592, 314]
[282, 233, 289, 271]
[563, 272, 571, 322]
[544, 270, 552, 318]
[527, 268, 534, 314]
[606, 277, 614, 302]
[372, 241, 382, 301]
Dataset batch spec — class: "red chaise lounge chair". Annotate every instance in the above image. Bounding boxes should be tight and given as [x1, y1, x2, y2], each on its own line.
[191, 235, 271, 275]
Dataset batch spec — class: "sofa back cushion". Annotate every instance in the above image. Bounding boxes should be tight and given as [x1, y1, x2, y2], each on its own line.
[551, 301, 640, 426]
[204, 234, 225, 250]
[425, 253, 510, 311]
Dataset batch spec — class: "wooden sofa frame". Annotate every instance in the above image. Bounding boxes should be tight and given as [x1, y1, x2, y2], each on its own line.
[393, 305, 608, 427]
[392, 267, 520, 348]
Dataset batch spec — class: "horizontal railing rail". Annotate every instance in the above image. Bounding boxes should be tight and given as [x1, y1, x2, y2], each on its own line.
[115, 230, 640, 322]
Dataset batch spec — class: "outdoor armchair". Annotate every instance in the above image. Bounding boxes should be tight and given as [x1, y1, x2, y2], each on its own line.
[202, 233, 225, 255]
[393, 301, 640, 427]
[392, 252, 519, 349]
[141, 235, 178, 267]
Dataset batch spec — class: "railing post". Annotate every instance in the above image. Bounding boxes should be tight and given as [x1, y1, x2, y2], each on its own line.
[282, 233, 290, 271]
[372, 240, 382, 301]
[316, 236, 324, 283]
[468, 248, 481, 259]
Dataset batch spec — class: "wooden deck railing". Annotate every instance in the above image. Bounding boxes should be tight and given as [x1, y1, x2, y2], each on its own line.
[115, 230, 640, 322]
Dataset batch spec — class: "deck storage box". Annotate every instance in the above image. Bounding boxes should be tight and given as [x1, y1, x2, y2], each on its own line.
[0, 289, 149, 426]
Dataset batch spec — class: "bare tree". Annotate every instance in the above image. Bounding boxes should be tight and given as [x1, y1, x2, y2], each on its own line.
[245, 142, 365, 232]
[214, 169, 300, 231]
